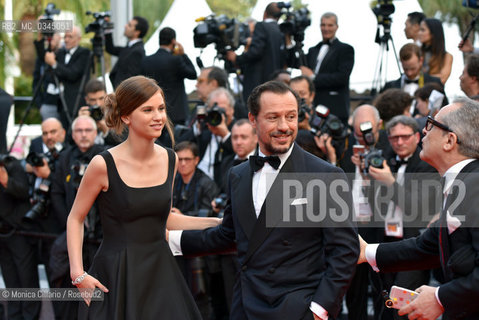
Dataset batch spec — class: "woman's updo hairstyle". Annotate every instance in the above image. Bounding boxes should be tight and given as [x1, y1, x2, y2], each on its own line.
[103, 76, 174, 142]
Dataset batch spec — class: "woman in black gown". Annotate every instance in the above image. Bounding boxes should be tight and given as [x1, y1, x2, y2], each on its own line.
[67, 76, 221, 319]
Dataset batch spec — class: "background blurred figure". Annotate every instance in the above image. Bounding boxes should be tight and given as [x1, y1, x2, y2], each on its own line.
[459, 54, 479, 100]
[404, 11, 426, 46]
[374, 88, 413, 124]
[419, 18, 453, 85]
[141, 27, 196, 126]
[414, 82, 448, 118]
[106, 16, 149, 89]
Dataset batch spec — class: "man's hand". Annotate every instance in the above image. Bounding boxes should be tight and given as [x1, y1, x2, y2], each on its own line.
[368, 160, 395, 186]
[44, 51, 57, 67]
[207, 114, 229, 138]
[398, 285, 444, 320]
[226, 51, 237, 63]
[458, 38, 474, 53]
[0, 166, 8, 187]
[357, 235, 368, 264]
[78, 106, 91, 117]
[314, 134, 336, 164]
[173, 42, 184, 55]
[32, 158, 51, 179]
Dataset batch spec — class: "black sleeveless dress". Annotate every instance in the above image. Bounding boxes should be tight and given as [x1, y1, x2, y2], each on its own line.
[79, 149, 202, 319]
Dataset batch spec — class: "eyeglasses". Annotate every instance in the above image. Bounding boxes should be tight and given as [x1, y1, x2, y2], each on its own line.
[388, 133, 415, 143]
[73, 128, 95, 134]
[425, 116, 461, 144]
[178, 157, 195, 162]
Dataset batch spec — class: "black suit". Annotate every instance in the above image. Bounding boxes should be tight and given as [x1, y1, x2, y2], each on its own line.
[180, 144, 359, 319]
[236, 20, 285, 102]
[106, 34, 145, 89]
[382, 72, 442, 92]
[141, 48, 196, 125]
[376, 160, 479, 320]
[305, 38, 354, 123]
[53, 46, 91, 127]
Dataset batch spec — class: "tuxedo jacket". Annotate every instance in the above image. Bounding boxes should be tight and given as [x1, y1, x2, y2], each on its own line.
[376, 160, 479, 320]
[141, 48, 197, 124]
[305, 38, 354, 123]
[382, 72, 442, 92]
[53, 46, 91, 118]
[181, 144, 359, 319]
[106, 34, 145, 89]
[236, 20, 285, 102]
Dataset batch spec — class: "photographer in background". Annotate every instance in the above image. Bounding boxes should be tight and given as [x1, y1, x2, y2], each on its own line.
[141, 27, 196, 126]
[226, 2, 286, 102]
[171, 141, 219, 319]
[0, 155, 41, 320]
[106, 16, 149, 89]
[77, 79, 121, 146]
[49, 115, 104, 319]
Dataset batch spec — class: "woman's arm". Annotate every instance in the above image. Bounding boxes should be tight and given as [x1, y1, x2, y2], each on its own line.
[431, 52, 453, 84]
[66, 155, 109, 304]
[167, 210, 222, 230]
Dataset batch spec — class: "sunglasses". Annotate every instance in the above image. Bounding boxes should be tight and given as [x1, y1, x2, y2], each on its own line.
[425, 116, 461, 144]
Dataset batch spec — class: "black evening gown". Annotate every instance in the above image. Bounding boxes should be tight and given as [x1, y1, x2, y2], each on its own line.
[78, 149, 202, 319]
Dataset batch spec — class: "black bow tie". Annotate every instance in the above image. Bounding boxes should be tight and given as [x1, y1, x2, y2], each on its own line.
[249, 155, 281, 172]
[404, 78, 418, 84]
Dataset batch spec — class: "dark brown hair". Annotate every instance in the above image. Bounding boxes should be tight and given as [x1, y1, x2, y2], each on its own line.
[103, 76, 174, 144]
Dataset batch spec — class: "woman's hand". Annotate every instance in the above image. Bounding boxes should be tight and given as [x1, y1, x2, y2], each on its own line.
[72, 274, 109, 306]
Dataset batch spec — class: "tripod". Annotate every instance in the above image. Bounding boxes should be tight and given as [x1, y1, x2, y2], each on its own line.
[371, 19, 402, 97]
[8, 35, 71, 154]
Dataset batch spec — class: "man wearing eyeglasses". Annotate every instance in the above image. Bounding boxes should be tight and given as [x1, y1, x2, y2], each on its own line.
[359, 98, 479, 320]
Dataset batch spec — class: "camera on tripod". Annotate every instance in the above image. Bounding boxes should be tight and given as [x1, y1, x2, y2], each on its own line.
[193, 14, 250, 72]
[358, 121, 385, 174]
[196, 103, 226, 127]
[310, 105, 349, 141]
[277, 2, 311, 43]
[85, 11, 114, 34]
[40, 3, 61, 39]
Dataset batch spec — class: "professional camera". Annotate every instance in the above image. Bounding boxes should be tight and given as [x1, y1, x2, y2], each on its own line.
[0, 154, 15, 168]
[89, 105, 104, 121]
[193, 14, 250, 72]
[310, 105, 349, 141]
[40, 3, 61, 38]
[23, 179, 51, 223]
[85, 11, 114, 34]
[297, 98, 311, 123]
[277, 2, 311, 43]
[196, 103, 226, 127]
[358, 121, 385, 173]
[213, 193, 228, 218]
[25, 144, 62, 171]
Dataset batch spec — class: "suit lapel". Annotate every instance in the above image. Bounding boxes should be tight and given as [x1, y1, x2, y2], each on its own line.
[235, 164, 256, 240]
[243, 145, 302, 264]
[318, 40, 338, 73]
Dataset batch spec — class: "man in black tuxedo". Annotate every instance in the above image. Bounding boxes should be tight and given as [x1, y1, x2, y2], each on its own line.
[382, 43, 442, 96]
[170, 81, 359, 320]
[106, 16, 148, 89]
[300, 12, 354, 124]
[141, 27, 196, 125]
[44, 26, 91, 128]
[359, 97, 479, 319]
[226, 2, 286, 102]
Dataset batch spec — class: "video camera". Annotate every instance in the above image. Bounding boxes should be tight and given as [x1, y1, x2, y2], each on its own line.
[196, 103, 226, 127]
[40, 3, 61, 39]
[85, 10, 114, 57]
[193, 14, 250, 72]
[358, 121, 385, 174]
[277, 2, 311, 43]
[310, 105, 349, 141]
[372, 0, 395, 43]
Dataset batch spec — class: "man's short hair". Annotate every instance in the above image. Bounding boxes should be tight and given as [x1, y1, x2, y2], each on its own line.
[84, 79, 106, 95]
[265, 2, 281, 19]
[443, 97, 479, 159]
[71, 115, 97, 131]
[159, 27, 176, 46]
[247, 80, 300, 117]
[206, 66, 229, 89]
[374, 88, 413, 124]
[466, 54, 479, 80]
[233, 118, 256, 134]
[407, 12, 426, 25]
[290, 75, 315, 94]
[174, 141, 199, 157]
[133, 16, 149, 38]
[386, 115, 419, 134]
[207, 87, 235, 110]
[321, 12, 338, 25]
[399, 43, 422, 61]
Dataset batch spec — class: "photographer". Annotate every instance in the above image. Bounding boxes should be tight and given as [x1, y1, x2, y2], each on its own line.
[171, 141, 219, 319]
[226, 2, 287, 102]
[106, 16, 149, 89]
[141, 27, 196, 126]
[179, 87, 236, 192]
[0, 155, 41, 320]
[49, 115, 104, 318]
[44, 26, 91, 129]
[77, 79, 121, 146]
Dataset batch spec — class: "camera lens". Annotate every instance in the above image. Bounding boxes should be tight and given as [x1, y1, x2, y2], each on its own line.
[206, 109, 223, 127]
[26, 152, 45, 167]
